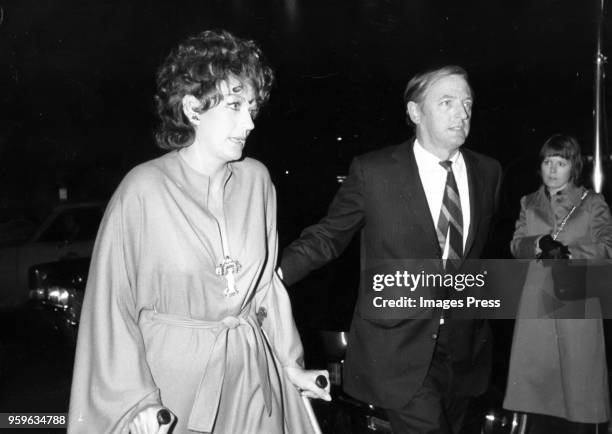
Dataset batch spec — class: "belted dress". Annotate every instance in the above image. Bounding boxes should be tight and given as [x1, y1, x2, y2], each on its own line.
[67, 151, 316, 433]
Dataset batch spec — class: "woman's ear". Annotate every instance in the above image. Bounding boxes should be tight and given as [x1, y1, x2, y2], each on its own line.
[182, 95, 202, 125]
[407, 101, 421, 125]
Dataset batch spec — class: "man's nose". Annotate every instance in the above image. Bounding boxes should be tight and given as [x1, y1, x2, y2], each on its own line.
[455, 104, 469, 120]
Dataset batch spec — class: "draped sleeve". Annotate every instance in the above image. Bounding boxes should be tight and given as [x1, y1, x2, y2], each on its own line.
[255, 173, 305, 370]
[68, 182, 161, 433]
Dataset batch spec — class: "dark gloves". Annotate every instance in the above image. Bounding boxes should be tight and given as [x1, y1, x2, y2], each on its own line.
[538, 234, 570, 259]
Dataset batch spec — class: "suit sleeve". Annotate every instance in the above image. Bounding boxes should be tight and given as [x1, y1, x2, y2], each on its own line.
[280, 157, 366, 286]
[256, 177, 304, 368]
[510, 195, 541, 259]
[68, 192, 161, 433]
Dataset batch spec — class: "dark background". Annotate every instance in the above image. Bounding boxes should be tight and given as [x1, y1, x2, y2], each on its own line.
[1, 0, 611, 429]
[1, 0, 610, 223]
[3, 0, 609, 326]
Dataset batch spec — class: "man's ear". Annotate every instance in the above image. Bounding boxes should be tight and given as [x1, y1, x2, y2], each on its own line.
[407, 101, 421, 125]
[182, 94, 202, 125]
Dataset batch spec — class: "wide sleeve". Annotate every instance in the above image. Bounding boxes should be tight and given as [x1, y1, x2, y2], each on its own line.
[510, 195, 541, 259]
[567, 193, 612, 259]
[280, 157, 366, 285]
[67, 191, 160, 433]
[255, 178, 305, 369]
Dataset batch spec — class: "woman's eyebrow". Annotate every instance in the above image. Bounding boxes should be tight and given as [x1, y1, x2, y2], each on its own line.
[225, 92, 256, 105]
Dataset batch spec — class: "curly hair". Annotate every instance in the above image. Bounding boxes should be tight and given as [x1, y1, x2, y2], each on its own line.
[154, 29, 275, 150]
[539, 134, 584, 184]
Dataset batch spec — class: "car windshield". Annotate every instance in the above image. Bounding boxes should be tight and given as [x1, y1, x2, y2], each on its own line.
[37, 207, 103, 244]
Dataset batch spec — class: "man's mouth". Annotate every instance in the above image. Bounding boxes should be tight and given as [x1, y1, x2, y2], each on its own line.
[229, 137, 246, 146]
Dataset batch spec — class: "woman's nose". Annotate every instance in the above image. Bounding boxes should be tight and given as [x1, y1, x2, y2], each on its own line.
[243, 111, 255, 131]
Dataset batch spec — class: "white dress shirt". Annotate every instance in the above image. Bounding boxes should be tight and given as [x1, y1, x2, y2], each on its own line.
[413, 140, 471, 260]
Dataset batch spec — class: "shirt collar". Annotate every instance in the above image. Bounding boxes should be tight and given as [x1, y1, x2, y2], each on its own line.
[413, 139, 463, 169]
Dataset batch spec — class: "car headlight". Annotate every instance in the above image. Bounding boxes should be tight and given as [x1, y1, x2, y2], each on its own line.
[29, 287, 47, 301]
[47, 286, 74, 308]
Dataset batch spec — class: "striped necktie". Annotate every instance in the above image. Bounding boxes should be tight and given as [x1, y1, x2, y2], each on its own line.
[437, 160, 463, 259]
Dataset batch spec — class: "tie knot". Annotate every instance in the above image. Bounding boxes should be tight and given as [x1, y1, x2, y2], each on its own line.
[439, 160, 453, 172]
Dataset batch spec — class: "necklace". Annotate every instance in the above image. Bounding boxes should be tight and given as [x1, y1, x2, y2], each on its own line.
[216, 256, 241, 297]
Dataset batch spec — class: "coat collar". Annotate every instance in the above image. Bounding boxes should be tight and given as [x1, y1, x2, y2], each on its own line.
[533, 183, 587, 206]
[544, 183, 587, 207]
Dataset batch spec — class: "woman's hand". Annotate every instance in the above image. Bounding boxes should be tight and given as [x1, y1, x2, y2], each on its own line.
[284, 366, 332, 401]
[128, 405, 175, 434]
[538, 234, 570, 259]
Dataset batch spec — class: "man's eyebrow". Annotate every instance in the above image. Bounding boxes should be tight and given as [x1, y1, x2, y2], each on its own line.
[437, 94, 473, 102]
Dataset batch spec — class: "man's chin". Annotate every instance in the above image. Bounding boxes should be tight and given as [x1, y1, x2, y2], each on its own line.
[229, 151, 243, 162]
[447, 131, 468, 144]
[449, 140, 466, 150]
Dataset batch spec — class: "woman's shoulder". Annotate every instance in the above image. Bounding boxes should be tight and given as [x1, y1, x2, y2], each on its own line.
[521, 187, 545, 208]
[117, 153, 173, 196]
[583, 188, 610, 209]
[232, 157, 272, 182]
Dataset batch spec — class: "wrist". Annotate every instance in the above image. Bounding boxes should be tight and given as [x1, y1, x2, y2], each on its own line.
[535, 236, 543, 256]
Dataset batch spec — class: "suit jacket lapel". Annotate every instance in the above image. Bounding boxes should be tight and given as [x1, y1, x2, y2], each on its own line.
[391, 141, 442, 258]
[463, 150, 482, 257]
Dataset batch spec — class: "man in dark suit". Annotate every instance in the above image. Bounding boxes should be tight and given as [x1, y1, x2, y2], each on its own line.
[280, 65, 502, 433]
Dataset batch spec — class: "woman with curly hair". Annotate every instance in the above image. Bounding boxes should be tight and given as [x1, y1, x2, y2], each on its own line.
[68, 29, 330, 434]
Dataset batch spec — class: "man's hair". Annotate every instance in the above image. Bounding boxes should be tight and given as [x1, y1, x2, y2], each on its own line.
[403, 65, 472, 127]
[539, 134, 584, 184]
[154, 29, 274, 150]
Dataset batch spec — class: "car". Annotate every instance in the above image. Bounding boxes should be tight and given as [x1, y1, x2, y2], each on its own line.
[28, 257, 90, 345]
[0, 201, 105, 308]
[307, 329, 394, 433]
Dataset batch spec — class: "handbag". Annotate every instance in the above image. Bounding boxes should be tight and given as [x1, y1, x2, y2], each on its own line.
[548, 190, 589, 301]
[551, 259, 587, 300]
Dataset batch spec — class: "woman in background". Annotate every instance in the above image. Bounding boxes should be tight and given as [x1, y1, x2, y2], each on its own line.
[504, 134, 612, 433]
[68, 29, 329, 434]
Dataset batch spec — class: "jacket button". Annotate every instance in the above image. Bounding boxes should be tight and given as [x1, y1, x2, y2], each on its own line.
[431, 333, 438, 340]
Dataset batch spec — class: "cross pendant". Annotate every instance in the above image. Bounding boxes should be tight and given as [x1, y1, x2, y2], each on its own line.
[216, 256, 241, 297]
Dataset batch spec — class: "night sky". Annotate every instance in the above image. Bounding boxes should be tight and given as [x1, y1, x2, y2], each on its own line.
[1, 0, 610, 229]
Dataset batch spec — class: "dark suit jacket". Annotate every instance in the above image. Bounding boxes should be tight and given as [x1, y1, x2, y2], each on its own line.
[281, 140, 502, 409]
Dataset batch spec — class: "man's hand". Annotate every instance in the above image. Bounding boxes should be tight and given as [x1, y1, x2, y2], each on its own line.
[285, 366, 332, 401]
[128, 406, 175, 434]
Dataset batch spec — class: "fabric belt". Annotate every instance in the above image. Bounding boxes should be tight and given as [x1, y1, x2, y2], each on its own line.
[144, 310, 272, 433]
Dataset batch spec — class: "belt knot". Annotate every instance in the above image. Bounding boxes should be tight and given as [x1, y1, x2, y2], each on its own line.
[220, 316, 241, 329]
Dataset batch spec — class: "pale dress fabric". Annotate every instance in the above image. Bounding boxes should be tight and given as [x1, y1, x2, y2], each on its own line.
[67, 151, 315, 433]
